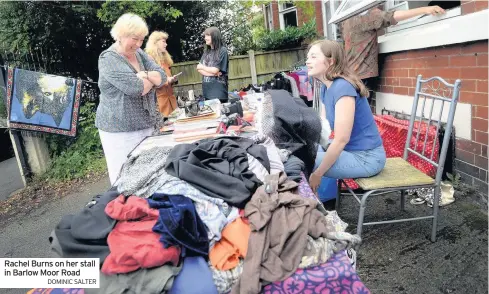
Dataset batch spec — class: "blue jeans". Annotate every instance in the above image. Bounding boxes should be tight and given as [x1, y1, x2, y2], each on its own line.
[314, 145, 386, 179]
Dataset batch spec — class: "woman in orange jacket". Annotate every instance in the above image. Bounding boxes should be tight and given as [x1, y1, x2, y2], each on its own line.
[145, 31, 178, 117]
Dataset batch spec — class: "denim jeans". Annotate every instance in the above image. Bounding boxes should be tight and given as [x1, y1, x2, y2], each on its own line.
[314, 145, 386, 179]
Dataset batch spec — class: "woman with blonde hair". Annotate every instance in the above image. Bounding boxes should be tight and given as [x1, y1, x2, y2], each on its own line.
[145, 31, 178, 117]
[306, 39, 386, 191]
[96, 13, 167, 185]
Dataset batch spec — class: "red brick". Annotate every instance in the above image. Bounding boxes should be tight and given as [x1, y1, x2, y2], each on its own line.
[477, 80, 488, 92]
[391, 52, 409, 60]
[461, 67, 488, 79]
[393, 87, 409, 96]
[455, 147, 475, 164]
[426, 56, 450, 68]
[379, 85, 394, 93]
[477, 54, 488, 67]
[475, 0, 489, 12]
[462, 42, 489, 54]
[456, 139, 482, 154]
[462, 1, 477, 14]
[408, 46, 461, 59]
[474, 154, 489, 170]
[473, 117, 489, 132]
[392, 69, 409, 77]
[271, 2, 280, 30]
[475, 106, 489, 119]
[382, 69, 394, 77]
[475, 130, 489, 145]
[457, 79, 477, 92]
[408, 87, 415, 96]
[314, 1, 324, 36]
[385, 77, 399, 86]
[482, 144, 488, 157]
[399, 78, 415, 87]
[450, 55, 477, 67]
[420, 68, 461, 80]
[382, 60, 396, 71]
[460, 91, 489, 105]
[391, 59, 413, 69]
[435, 46, 463, 56]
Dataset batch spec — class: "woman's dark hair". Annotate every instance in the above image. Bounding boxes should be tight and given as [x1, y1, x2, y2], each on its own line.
[202, 27, 225, 63]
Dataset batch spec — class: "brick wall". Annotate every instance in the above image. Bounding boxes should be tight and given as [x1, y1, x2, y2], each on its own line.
[269, 0, 325, 35]
[271, 2, 280, 30]
[314, 0, 324, 36]
[378, 40, 489, 197]
[461, 0, 489, 14]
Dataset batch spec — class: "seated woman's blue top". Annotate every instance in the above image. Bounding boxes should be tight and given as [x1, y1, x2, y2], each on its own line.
[321, 78, 382, 151]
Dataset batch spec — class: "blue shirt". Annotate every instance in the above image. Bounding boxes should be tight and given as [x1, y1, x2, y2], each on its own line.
[321, 78, 382, 151]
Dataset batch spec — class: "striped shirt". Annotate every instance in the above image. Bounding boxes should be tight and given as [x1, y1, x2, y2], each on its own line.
[95, 44, 167, 132]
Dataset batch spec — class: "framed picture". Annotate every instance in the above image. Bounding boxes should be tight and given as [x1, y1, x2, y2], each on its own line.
[6, 67, 82, 137]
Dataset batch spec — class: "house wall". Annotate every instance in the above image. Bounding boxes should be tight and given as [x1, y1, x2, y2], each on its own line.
[377, 40, 488, 197]
[376, 0, 488, 199]
[268, 1, 488, 199]
[269, 0, 325, 35]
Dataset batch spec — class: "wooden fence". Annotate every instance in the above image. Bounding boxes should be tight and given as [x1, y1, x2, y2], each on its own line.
[171, 46, 307, 96]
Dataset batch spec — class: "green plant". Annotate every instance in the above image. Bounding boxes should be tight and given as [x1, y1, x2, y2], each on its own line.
[0, 89, 7, 119]
[255, 20, 318, 51]
[446, 172, 462, 189]
[43, 102, 106, 181]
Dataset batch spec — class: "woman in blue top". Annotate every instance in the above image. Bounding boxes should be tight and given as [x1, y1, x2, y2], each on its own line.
[307, 40, 386, 192]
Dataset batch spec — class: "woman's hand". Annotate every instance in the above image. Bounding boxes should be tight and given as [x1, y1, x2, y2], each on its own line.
[167, 76, 175, 84]
[424, 5, 445, 16]
[136, 71, 148, 80]
[309, 171, 323, 193]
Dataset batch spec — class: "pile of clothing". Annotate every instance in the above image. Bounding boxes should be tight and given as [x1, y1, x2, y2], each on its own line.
[48, 91, 366, 294]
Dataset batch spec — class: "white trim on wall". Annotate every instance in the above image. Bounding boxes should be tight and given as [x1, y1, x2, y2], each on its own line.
[375, 92, 472, 140]
[378, 9, 489, 54]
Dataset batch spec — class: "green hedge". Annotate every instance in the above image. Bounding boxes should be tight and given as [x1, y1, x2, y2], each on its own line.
[255, 20, 317, 51]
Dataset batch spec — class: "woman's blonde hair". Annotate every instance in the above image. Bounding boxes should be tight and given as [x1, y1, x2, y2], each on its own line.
[145, 31, 174, 66]
[110, 13, 149, 41]
[309, 39, 369, 97]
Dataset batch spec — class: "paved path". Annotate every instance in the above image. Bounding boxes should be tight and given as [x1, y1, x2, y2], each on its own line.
[0, 157, 24, 201]
[0, 176, 110, 294]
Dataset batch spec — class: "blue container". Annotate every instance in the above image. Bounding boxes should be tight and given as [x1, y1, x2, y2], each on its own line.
[317, 177, 337, 202]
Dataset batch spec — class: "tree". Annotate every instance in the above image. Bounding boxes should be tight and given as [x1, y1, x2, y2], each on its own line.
[0, 1, 111, 81]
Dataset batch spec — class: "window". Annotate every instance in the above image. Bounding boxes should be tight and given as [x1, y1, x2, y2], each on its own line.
[322, 0, 342, 40]
[384, 0, 461, 33]
[264, 4, 273, 31]
[279, 2, 298, 29]
[329, 0, 385, 24]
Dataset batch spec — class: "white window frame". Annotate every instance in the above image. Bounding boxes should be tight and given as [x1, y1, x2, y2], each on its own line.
[385, 1, 462, 33]
[328, 0, 385, 24]
[264, 4, 274, 31]
[278, 2, 298, 29]
[378, 9, 488, 54]
[322, 0, 341, 40]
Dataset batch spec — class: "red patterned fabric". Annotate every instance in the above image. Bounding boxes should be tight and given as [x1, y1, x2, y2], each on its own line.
[331, 115, 439, 190]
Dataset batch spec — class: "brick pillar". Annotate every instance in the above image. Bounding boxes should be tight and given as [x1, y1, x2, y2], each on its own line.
[271, 1, 280, 30]
[314, 0, 324, 36]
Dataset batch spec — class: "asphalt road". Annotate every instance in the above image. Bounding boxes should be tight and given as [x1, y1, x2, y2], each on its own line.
[0, 157, 24, 201]
[0, 176, 110, 294]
